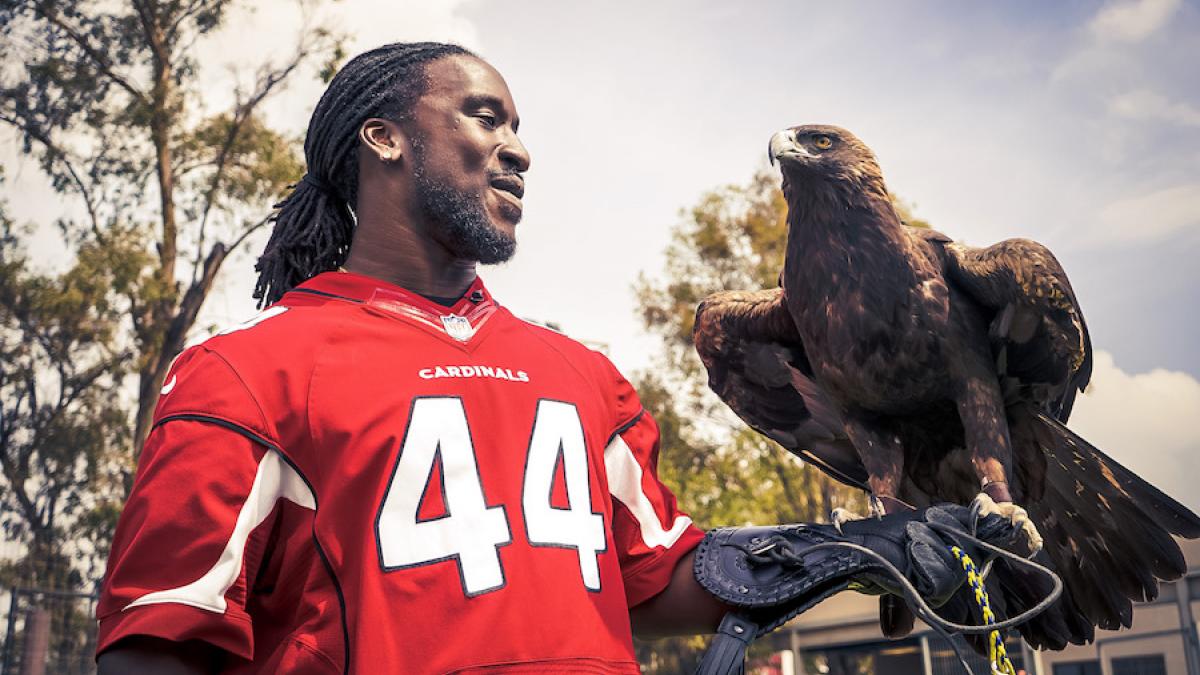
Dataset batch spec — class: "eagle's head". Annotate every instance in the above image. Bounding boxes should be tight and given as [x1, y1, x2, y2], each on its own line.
[768, 125, 888, 205]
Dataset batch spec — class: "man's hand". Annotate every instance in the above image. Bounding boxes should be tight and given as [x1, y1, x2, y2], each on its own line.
[847, 502, 1023, 606]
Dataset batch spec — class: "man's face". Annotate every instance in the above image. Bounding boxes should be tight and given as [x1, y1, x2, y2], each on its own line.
[404, 55, 531, 264]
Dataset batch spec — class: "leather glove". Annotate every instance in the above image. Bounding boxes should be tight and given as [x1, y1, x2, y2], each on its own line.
[692, 504, 1021, 675]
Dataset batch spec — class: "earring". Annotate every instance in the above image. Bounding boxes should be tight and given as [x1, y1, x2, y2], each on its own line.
[381, 151, 392, 161]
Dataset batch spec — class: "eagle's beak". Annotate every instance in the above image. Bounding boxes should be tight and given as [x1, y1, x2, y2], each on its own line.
[769, 129, 810, 166]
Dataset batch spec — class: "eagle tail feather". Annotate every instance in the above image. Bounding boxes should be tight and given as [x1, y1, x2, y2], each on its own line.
[990, 403, 1198, 648]
[981, 554, 1094, 651]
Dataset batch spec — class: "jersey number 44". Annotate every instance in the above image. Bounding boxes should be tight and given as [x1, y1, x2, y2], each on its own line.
[376, 397, 607, 596]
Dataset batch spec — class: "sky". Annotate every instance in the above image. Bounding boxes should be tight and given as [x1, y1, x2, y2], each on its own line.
[3, 0, 1199, 509]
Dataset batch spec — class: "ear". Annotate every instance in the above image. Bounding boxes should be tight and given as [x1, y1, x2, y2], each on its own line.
[359, 118, 405, 162]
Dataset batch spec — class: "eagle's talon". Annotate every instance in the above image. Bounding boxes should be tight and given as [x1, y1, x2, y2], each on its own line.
[972, 492, 1044, 555]
[830, 507, 866, 534]
[868, 495, 887, 519]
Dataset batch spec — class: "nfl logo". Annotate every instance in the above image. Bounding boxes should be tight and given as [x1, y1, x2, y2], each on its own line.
[441, 314, 475, 342]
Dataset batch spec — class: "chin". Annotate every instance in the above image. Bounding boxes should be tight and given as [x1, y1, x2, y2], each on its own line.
[489, 221, 518, 251]
[495, 213, 520, 233]
[488, 192, 523, 224]
[491, 204, 522, 231]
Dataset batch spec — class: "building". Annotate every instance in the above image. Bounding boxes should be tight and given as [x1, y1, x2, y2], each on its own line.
[754, 537, 1200, 675]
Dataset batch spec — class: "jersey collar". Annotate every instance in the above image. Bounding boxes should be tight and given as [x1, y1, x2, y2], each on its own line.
[295, 271, 493, 311]
[292, 271, 499, 344]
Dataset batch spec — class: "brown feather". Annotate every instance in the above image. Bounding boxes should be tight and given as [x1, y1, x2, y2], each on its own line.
[697, 124, 1200, 650]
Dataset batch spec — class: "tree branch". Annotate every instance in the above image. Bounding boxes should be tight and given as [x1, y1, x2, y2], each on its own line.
[191, 37, 313, 282]
[0, 114, 104, 241]
[132, 0, 169, 69]
[19, 372, 38, 476]
[226, 212, 274, 253]
[54, 358, 68, 417]
[0, 384, 28, 456]
[0, 445, 43, 533]
[165, 0, 217, 43]
[61, 355, 133, 411]
[31, 1, 146, 102]
[145, 242, 226, 429]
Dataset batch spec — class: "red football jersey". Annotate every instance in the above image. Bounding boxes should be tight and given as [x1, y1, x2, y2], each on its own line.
[97, 271, 704, 674]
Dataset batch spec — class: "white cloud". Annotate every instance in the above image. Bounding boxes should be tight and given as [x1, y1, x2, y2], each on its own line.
[1068, 350, 1200, 513]
[1053, 0, 1184, 83]
[1088, 183, 1200, 245]
[1087, 0, 1181, 43]
[1108, 89, 1200, 127]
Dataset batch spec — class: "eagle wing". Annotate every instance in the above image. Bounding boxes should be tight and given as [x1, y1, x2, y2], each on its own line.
[933, 232, 1200, 646]
[692, 288, 867, 490]
[937, 234, 1093, 421]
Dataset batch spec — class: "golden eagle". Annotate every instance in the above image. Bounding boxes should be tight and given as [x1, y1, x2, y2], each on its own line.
[692, 124, 1200, 648]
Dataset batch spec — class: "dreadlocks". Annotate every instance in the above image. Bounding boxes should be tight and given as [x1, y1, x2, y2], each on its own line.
[253, 41, 475, 307]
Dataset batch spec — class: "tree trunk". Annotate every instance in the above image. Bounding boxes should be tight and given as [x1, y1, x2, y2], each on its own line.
[132, 6, 179, 460]
[131, 243, 228, 458]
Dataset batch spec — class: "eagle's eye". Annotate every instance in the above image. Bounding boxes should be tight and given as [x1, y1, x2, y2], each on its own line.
[813, 135, 834, 150]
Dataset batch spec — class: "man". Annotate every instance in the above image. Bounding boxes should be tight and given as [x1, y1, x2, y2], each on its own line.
[95, 42, 1010, 673]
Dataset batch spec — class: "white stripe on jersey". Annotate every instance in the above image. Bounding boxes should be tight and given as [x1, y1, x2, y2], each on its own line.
[604, 434, 692, 550]
[125, 449, 315, 614]
[216, 305, 290, 336]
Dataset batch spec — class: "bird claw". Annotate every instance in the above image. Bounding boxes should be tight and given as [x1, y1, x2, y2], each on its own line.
[830, 507, 865, 535]
[831, 498, 887, 534]
[868, 495, 887, 519]
[972, 492, 1044, 555]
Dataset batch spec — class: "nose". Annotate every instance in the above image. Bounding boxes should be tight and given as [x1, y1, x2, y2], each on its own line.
[499, 128, 531, 172]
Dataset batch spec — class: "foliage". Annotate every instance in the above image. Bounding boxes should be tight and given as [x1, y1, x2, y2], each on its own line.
[0, 186, 138, 589]
[632, 168, 929, 670]
[0, 0, 338, 587]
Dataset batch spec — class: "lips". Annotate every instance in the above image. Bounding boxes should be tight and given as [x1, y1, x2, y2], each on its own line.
[489, 174, 524, 200]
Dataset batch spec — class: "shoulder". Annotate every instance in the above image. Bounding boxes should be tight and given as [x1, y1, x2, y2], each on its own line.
[907, 226, 955, 250]
[499, 311, 643, 427]
[188, 289, 368, 384]
[502, 311, 614, 379]
[905, 227, 956, 269]
[156, 296, 356, 441]
[200, 293, 352, 359]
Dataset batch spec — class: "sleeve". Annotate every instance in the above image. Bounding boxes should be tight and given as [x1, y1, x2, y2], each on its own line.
[96, 347, 310, 661]
[598, 357, 706, 608]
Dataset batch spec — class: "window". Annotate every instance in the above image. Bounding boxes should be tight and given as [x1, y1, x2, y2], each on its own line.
[1053, 661, 1100, 675]
[1112, 654, 1167, 675]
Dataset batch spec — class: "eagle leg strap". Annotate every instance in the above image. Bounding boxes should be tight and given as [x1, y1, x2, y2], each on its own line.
[694, 613, 757, 675]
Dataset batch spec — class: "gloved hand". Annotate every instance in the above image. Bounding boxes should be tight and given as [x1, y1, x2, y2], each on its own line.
[851, 502, 1022, 606]
[692, 503, 1022, 675]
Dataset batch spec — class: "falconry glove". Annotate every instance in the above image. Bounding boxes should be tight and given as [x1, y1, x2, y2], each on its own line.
[692, 504, 1021, 675]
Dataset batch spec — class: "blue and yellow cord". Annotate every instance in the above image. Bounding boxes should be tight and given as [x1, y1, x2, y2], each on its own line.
[951, 546, 1017, 675]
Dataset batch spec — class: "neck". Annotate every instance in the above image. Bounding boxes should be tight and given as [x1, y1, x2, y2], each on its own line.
[783, 173, 900, 233]
[346, 191, 478, 299]
[783, 178, 914, 298]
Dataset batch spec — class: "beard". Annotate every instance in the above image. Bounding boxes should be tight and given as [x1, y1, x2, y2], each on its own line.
[410, 139, 518, 265]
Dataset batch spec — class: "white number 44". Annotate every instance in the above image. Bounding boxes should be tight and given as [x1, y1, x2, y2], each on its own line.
[376, 398, 606, 596]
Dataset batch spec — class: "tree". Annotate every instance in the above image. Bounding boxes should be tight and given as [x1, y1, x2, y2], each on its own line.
[0, 187, 140, 589]
[0, 0, 337, 459]
[0, 1, 339, 592]
[631, 168, 928, 671]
